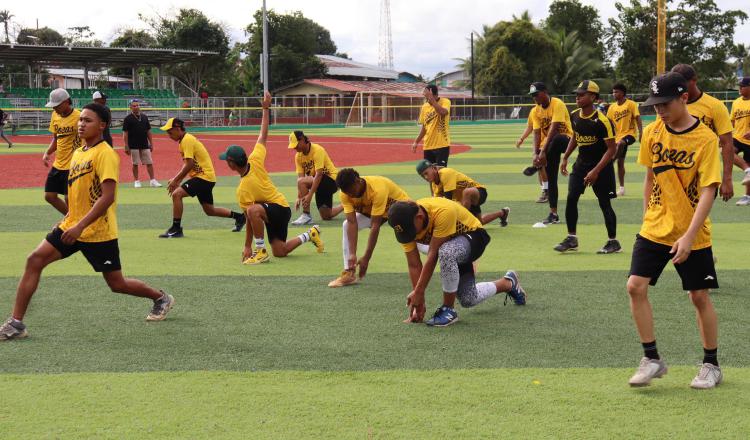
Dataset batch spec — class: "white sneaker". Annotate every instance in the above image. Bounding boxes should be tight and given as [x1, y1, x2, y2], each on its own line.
[150, 179, 162, 187]
[134, 180, 142, 188]
[690, 363, 722, 389]
[291, 213, 313, 226]
[742, 170, 750, 185]
[617, 187, 626, 196]
[736, 195, 750, 206]
[628, 357, 668, 387]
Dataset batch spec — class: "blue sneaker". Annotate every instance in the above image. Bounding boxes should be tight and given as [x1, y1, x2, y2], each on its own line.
[425, 305, 459, 327]
[504, 270, 526, 305]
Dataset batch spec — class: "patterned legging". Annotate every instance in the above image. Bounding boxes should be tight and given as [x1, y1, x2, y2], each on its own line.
[438, 236, 497, 307]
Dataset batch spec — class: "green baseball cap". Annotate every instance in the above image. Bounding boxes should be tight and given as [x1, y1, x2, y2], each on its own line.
[219, 145, 248, 163]
[416, 159, 434, 175]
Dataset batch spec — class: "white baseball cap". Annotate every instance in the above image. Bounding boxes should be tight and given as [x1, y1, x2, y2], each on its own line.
[92, 91, 107, 100]
[45, 88, 71, 108]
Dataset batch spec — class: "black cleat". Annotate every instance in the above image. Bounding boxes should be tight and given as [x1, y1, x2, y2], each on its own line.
[554, 235, 578, 252]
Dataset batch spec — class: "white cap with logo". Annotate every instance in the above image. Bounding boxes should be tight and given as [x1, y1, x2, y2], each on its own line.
[92, 91, 107, 100]
[45, 88, 71, 108]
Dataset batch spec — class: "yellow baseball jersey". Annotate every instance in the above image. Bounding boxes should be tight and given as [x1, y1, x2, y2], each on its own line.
[418, 97, 451, 150]
[606, 99, 640, 141]
[730, 97, 750, 146]
[48, 109, 82, 170]
[179, 133, 216, 182]
[401, 197, 482, 252]
[59, 141, 119, 242]
[687, 92, 732, 136]
[295, 143, 338, 179]
[236, 143, 289, 210]
[431, 167, 483, 203]
[637, 119, 721, 249]
[531, 97, 573, 145]
[340, 175, 410, 218]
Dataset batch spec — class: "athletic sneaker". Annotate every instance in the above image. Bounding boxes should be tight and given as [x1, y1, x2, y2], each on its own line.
[158, 227, 184, 238]
[736, 195, 750, 206]
[742, 170, 750, 185]
[146, 292, 175, 321]
[134, 180, 142, 188]
[243, 247, 270, 265]
[291, 213, 314, 226]
[503, 270, 526, 305]
[554, 235, 578, 252]
[308, 225, 324, 253]
[328, 269, 357, 288]
[690, 363, 723, 389]
[628, 357, 668, 387]
[617, 187, 626, 196]
[523, 166, 539, 176]
[597, 239, 622, 254]
[536, 190, 549, 203]
[232, 214, 246, 232]
[499, 207, 510, 227]
[150, 179, 163, 188]
[542, 212, 560, 225]
[0, 318, 28, 341]
[425, 305, 459, 327]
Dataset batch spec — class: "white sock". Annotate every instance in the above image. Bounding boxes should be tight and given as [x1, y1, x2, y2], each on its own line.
[744, 168, 750, 173]
[620, 186, 625, 190]
[542, 181, 549, 190]
[255, 238, 265, 249]
[568, 234, 577, 238]
[298, 232, 310, 243]
[476, 282, 498, 299]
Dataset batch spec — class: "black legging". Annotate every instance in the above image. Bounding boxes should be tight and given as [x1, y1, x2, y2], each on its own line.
[544, 135, 569, 210]
[566, 191, 617, 238]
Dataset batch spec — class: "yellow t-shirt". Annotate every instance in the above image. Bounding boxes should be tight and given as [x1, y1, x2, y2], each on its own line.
[606, 98, 640, 141]
[59, 141, 119, 242]
[637, 119, 721, 249]
[730, 96, 750, 146]
[431, 167, 483, 203]
[48, 109, 82, 170]
[401, 197, 482, 252]
[179, 133, 216, 182]
[236, 143, 289, 210]
[418, 97, 451, 150]
[531, 97, 573, 145]
[340, 175, 410, 218]
[687, 92, 733, 136]
[295, 143, 338, 179]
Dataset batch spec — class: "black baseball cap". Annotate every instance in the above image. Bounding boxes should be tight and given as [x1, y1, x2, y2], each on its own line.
[528, 82, 547, 95]
[387, 201, 420, 243]
[740, 77, 750, 87]
[643, 72, 688, 106]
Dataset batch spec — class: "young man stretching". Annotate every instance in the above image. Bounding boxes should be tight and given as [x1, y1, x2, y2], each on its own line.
[289, 131, 343, 225]
[730, 77, 750, 206]
[607, 83, 643, 196]
[626, 72, 722, 389]
[0, 103, 174, 341]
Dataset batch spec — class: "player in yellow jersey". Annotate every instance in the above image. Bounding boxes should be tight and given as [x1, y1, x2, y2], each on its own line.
[607, 83, 643, 196]
[529, 82, 574, 225]
[327, 168, 410, 287]
[0, 103, 175, 341]
[220, 92, 323, 265]
[671, 64, 735, 202]
[730, 77, 750, 205]
[626, 72, 722, 389]
[289, 131, 343, 225]
[159, 118, 246, 238]
[386, 198, 526, 327]
[411, 85, 452, 166]
[42, 88, 81, 215]
[416, 160, 509, 226]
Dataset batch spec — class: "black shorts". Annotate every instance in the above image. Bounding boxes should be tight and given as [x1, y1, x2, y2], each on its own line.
[629, 234, 718, 291]
[182, 177, 215, 205]
[458, 228, 491, 275]
[46, 227, 121, 272]
[44, 167, 69, 195]
[733, 138, 750, 162]
[262, 203, 292, 242]
[468, 187, 488, 217]
[424, 146, 450, 167]
[315, 174, 338, 209]
[617, 135, 637, 159]
[568, 161, 616, 200]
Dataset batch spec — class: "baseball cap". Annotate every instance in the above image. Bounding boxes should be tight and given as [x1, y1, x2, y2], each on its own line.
[643, 72, 688, 106]
[160, 117, 185, 131]
[528, 82, 547, 96]
[387, 201, 420, 244]
[288, 130, 305, 149]
[740, 77, 750, 87]
[219, 145, 248, 163]
[92, 91, 107, 100]
[573, 80, 600, 94]
[45, 88, 70, 108]
[416, 159, 434, 175]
